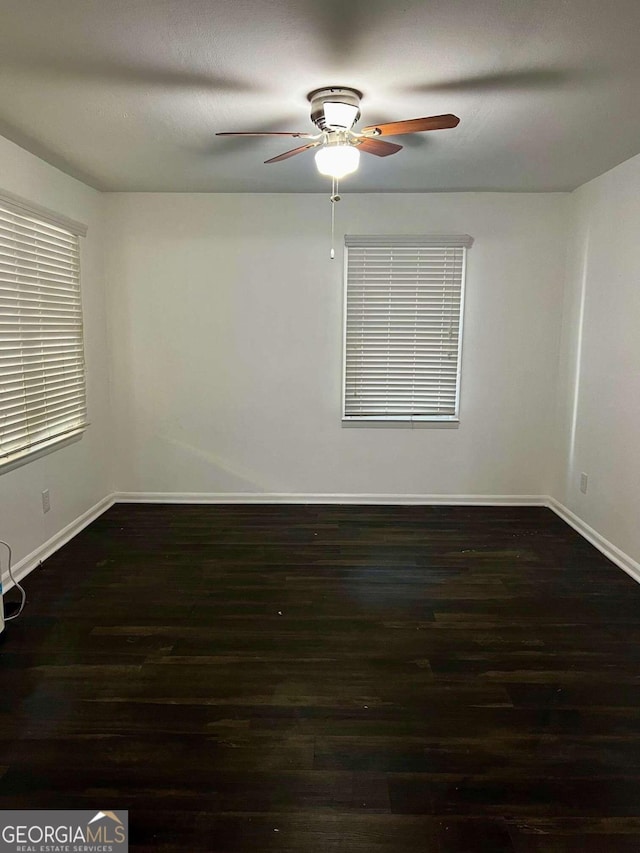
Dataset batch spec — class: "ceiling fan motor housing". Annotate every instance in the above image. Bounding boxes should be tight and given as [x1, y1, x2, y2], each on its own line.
[308, 87, 362, 131]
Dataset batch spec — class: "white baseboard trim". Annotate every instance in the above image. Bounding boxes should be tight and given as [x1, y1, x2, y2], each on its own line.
[1, 494, 115, 593]
[4, 492, 638, 598]
[114, 491, 548, 506]
[114, 492, 640, 586]
[548, 497, 640, 586]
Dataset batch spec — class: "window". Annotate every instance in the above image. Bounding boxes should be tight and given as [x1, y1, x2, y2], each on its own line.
[342, 234, 472, 424]
[0, 191, 88, 467]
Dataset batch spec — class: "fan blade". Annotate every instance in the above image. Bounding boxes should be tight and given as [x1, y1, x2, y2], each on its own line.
[264, 142, 320, 164]
[363, 114, 460, 137]
[216, 131, 315, 138]
[356, 137, 402, 157]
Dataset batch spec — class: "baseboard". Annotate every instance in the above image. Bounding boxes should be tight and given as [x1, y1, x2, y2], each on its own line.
[548, 497, 640, 586]
[4, 491, 637, 595]
[113, 492, 640, 586]
[114, 491, 548, 506]
[1, 494, 115, 593]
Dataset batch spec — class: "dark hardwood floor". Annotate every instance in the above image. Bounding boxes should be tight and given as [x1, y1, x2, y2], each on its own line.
[1, 504, 640, 851]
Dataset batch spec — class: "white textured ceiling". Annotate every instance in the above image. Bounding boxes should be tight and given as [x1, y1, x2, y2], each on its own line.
[1, 0, 640, 192]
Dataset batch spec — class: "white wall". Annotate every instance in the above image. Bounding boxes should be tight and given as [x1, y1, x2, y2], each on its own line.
[105, 192, 568, 498]
[554, 152, 640, 566]
[0, 136, 112, 577]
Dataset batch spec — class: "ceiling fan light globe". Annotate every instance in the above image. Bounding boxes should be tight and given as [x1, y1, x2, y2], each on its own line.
[315, 145, 360, 179]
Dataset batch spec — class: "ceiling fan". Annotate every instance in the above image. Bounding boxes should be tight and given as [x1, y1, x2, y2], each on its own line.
[217, 87, 460, 180]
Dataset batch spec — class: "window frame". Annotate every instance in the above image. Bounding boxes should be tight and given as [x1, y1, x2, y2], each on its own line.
[0, 189, 88, 472]
[341, 234, 472, 426]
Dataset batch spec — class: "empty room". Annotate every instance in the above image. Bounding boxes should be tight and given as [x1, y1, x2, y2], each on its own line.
[1, 1, 640, 851]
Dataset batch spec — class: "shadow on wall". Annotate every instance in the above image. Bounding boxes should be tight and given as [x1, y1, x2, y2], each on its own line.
[156, 432, 281, 493]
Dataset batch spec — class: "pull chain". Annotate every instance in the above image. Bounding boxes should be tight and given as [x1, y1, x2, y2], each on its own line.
[330, 180, 335, 260]
[330, 177, 340, 260]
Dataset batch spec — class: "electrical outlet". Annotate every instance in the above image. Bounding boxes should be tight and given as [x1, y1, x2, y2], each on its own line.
[580, 473, 588, 494]
[42, 489, 50, 513]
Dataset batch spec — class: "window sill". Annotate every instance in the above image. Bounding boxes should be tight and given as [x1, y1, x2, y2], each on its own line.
[342, 418, 460, 430]
[0, 427, 87, 475]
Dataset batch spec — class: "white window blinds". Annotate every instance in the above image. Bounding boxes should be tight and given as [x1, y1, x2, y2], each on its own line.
[343, 235, 472, 422]
[0, 196, 87, 463]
